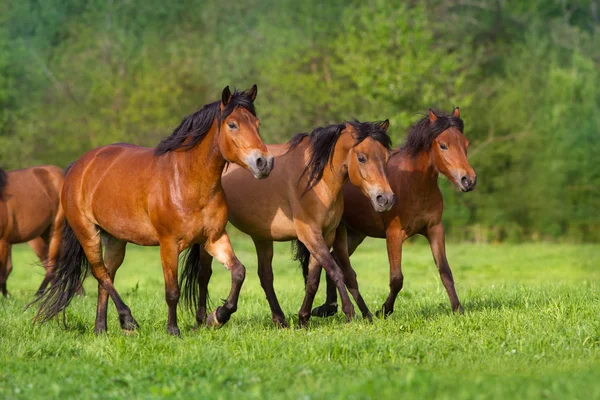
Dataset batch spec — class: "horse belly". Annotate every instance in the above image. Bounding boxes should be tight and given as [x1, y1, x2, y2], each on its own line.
[92, 202, 159, 246]
[6, 194, 54, 243]
[229, 205, 297, 242]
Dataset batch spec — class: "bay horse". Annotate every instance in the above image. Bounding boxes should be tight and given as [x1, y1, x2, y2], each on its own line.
[181, 120, 395, 328]
[308, 108, 477, 318]
[34, 85, 273, 336]
[0, 166, 65, 297]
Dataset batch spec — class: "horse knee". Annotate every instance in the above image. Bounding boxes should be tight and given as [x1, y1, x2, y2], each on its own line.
[231, 264, 246, 284]
[165, 288, 180, 305]
[390, 273, 404, 291]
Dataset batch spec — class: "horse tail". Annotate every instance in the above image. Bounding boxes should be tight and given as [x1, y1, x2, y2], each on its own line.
[292, 239, 311, 284]
[29, 222, 90, 323]
[179, 243, 205, 313]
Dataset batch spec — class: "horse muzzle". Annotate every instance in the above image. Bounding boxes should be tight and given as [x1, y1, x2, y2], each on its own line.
[246, 151, 274, 179]
[370, 190, 396, 213]
[458, 174, 477, 192]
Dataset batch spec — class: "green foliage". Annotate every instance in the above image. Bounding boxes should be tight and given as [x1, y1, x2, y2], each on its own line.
[0, 0, 598, 241]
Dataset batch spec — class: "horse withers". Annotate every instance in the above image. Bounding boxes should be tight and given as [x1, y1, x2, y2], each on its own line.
[34, 85, 273, 336]
[310, 108, 477, 318]
[183, 120, 395, 328]
[0, 166, 65, 297]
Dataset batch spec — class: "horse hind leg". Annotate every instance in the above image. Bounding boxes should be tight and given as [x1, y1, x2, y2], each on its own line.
[28, 236, 50, 296]
[0, 241, 11, 297]
[74, 219, 138, 332]
[254, 239, 287, 328]
[196, 247, 213, 326]
[95, 234, 127, 334]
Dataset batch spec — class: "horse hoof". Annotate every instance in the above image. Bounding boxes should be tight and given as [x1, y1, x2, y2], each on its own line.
[454, 305, 465, 315]
[311, 303, 338, 318]
[206, 310, 223, 328]
[273, 318, 289, 328]
[121, 316, 139, 331]
[94, 325, 108, 335]
[167, 326, 181, 337]
[343, 306, 356, 323]
[363, 312, 373, 322]
[376, 306, 393, 319]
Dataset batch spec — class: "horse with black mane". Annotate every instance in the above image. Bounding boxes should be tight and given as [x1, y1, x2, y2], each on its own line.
[308, 108, 477, 318]
[0, 166, 65, 297]
[33, 85, 273, 336]
[183, 119, 396, 327]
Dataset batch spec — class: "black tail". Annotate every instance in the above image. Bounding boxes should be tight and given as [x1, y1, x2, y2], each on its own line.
[292, 240, 311, 284]
[179, 243, 206, 313]
[28, 222, 90, 323]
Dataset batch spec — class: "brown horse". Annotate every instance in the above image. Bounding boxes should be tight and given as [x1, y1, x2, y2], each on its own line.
[308, 108, 476, 318]
[0, 166, 65, 297]
[34, 85, 273, 336]
[181, 120, 395, 328]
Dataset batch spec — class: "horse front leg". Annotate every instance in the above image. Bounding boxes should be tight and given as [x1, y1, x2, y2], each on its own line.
[379, 221, 406, 317]
[297, 227, 355, 326]
[331, 224, 372, 320]
[426, 223, 463, 313]
[311, 226, 366, 318]
[159, 239, 181, 336]
[204, 232, 246, 327]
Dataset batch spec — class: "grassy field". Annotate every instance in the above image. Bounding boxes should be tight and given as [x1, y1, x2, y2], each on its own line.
[1, 234, 599, 399]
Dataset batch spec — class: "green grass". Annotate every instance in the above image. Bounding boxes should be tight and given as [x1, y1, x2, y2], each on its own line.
[1, 234, 599, 399]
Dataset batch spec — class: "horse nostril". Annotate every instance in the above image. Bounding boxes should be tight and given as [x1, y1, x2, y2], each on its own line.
[256, 157, 266, 171]
[461, 176, 470, 187]
[376, 194, 386, 206]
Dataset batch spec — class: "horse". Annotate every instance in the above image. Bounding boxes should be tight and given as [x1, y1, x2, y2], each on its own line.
[33, 85, 274, 336]
[181, 120, 396, 328]
[0, 166, 65, 297]
[306, 108, 477, 319]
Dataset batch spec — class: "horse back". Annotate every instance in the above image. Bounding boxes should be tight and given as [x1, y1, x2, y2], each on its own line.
[63, 144, 160, 245]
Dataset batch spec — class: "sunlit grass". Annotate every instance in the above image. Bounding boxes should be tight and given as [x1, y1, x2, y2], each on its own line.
[1, 234, 599, 399]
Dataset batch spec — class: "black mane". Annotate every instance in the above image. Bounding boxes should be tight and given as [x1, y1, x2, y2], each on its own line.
[0, 168, 7, 200]
[400, 111, 464, 157]
[288, 120, 392, 193]
[155, 89, 256, 156]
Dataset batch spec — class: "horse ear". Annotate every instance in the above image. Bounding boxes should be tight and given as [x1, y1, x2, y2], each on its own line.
[428, 109, 438, 123]
[221, 86, 232, 106]
[379, 119, 390, 132]
[452, 106, 460, 118]
[247, 84, 258, 103]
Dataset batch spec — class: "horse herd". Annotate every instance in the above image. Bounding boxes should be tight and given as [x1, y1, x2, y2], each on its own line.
[0, 85, 476, 336]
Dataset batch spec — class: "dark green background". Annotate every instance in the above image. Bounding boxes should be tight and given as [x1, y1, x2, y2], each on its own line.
[1, 0, 598, 241]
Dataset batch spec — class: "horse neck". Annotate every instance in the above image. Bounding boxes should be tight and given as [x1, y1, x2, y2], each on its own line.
[166, 120, 226, 191]
[394, 148, 440, 193]
[317, 132, 354, 198]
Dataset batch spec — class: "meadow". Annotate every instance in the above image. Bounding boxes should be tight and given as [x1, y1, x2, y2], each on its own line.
[1, 234, 599, 399]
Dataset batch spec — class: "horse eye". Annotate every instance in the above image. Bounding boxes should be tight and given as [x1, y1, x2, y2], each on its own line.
[228, 122, 238, 130]
[357, 154, 367, 163]
[439, 143, 448, 150]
